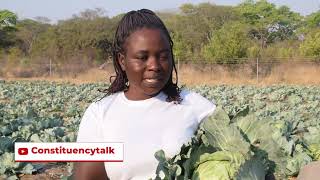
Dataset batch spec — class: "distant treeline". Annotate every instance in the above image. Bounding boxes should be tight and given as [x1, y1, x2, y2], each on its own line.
[1, 0, 320, 68]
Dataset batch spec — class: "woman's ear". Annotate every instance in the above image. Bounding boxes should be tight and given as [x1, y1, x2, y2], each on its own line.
[118, 53, 126, 71]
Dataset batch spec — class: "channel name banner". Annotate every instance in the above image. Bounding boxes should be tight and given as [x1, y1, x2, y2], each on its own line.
[15, 142, 124, 162]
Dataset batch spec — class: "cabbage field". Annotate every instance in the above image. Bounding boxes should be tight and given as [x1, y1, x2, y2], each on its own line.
[0, 81, 320, 179]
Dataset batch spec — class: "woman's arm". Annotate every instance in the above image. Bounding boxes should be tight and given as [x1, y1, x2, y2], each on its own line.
[74, 103, 108, 179]
[73, 162, 109, 180]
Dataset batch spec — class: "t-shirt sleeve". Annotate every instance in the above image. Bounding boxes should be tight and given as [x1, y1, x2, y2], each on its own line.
[181, 90, 216, 123]
[76, 102, 104, 142]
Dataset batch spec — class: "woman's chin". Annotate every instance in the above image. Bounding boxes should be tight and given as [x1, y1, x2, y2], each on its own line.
[143, 89, 162, 97]
[142, 79, 164, 88]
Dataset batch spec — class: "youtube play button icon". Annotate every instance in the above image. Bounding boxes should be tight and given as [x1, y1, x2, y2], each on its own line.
[18, 148, 28, 155]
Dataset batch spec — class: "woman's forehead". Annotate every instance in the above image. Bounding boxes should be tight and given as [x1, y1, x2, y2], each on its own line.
[124, 28, 170, 52]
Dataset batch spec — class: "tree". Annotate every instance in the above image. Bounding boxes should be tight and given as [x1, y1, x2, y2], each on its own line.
[0, 10, 17, 50]
[165, 3, 238, 62]
[236, 0, 301, 49]
[202, 22, 250, 63]
[15, 19, 49, 56]
[305, 11, 320, 28]
[72, 8, 107, 20]
[31, 26, 58, 61]
[34, 16, 51, 24]
[0, 10, 17, 28]
[300, 29, 320, 57]
[171, 31, 193, 62]
[51, 8, 115, 63]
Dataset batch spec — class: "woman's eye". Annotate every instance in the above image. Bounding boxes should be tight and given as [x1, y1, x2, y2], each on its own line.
[159, 54, 169, 61]
[160, 55, 168, 59]
[159, 52, 169, 57]
[136, 56, 147, 61]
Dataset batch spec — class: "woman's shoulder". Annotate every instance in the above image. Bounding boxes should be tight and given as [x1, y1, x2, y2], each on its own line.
[89, 92, 122, 112]
[77, 93, 123, 143]
[179, 89, 216, 122]
[180, 89, 215, 105]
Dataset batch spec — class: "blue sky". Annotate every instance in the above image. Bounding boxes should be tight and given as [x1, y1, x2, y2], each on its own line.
[0, 0, 319, 23]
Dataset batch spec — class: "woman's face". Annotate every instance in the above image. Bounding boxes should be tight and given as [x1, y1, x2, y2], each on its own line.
[119, 28, 173, 100]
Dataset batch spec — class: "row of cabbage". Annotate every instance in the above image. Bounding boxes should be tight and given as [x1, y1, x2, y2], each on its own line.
[0, 81, 319, 179]
[0, 81, 104, 179]
[155, 85, 320, 179]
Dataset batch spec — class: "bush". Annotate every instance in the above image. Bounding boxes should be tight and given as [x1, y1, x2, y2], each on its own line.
[300, 30, 320, 57]
[202, 22, 249, 63]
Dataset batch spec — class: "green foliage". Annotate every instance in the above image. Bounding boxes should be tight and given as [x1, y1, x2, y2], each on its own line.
[1, 81, 320, 178]
[300, 29, 320, 57]
[15, 19, 49, 56]
[165, 3, 237, 62]
[192, 151, 266, 180]
[30, 26, 58, 59]
[1, 8, 114, 67]
[6, 47, 24, 66]
[236, 0, 301, 47]
[202, 22, 249, 63]
[259, 40, 301, 58]
[0, 10, 17, 29]
[247, 43, 260, 58]
[172, 32, 193, 62]
[154, 84, 320, 179]
[55, 15, 113, 61]
[305, 11, 320, 29]
[0, 10, 17, 50]
[0, 81, 105, 177]
[0, 3, 318, 67]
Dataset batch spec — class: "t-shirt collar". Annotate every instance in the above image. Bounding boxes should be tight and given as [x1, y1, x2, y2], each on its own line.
[119, 91, 166, 106]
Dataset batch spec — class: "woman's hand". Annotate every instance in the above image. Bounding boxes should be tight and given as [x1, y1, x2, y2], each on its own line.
[73, 162, 109, 180]
[297, 161, 320, 180]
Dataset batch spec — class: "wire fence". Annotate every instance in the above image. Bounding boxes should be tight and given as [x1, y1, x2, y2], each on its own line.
[176, 57, 320, 83]
[1, 57, 320, 83]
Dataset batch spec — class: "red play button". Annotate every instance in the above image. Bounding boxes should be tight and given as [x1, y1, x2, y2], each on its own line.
[18, 148, 28, 155]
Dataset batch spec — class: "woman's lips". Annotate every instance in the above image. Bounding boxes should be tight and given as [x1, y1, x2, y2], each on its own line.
[143, 78, 163, 87]
[145, 78, 160, 83]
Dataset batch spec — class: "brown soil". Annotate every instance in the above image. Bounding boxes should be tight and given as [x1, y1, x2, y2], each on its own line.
[19, 163, 69, 180]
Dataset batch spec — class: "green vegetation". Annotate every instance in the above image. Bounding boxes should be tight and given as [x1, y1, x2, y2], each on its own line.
[202, 22, 249, 63]
[155, 85, 320, 179]
[0, 81, 104, 179]
[0, 81, 319, 179]
[1, 0, 320, 73]
[300, 30, 320, 57]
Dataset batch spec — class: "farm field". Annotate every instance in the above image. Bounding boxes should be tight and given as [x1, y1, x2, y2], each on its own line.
[2, 0, 320, 179]
[0, 81, 319, 179]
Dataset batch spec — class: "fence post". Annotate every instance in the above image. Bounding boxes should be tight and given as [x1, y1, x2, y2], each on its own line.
[178, 58, 180, 84]
[210, 62, 213, 81]
[256, 57, 259, 83]
[49, 58, 52, 77]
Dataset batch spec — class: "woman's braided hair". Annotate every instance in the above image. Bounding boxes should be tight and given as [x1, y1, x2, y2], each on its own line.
[100, 9, 182, 103]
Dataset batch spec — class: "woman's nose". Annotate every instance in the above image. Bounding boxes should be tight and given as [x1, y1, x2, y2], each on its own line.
[147, 56, 161, 71]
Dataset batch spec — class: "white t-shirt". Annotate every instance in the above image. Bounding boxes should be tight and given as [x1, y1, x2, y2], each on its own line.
[77, 89, 216, 180]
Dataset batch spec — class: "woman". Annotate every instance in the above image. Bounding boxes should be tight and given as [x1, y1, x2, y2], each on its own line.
[73, 9, 216, 180]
